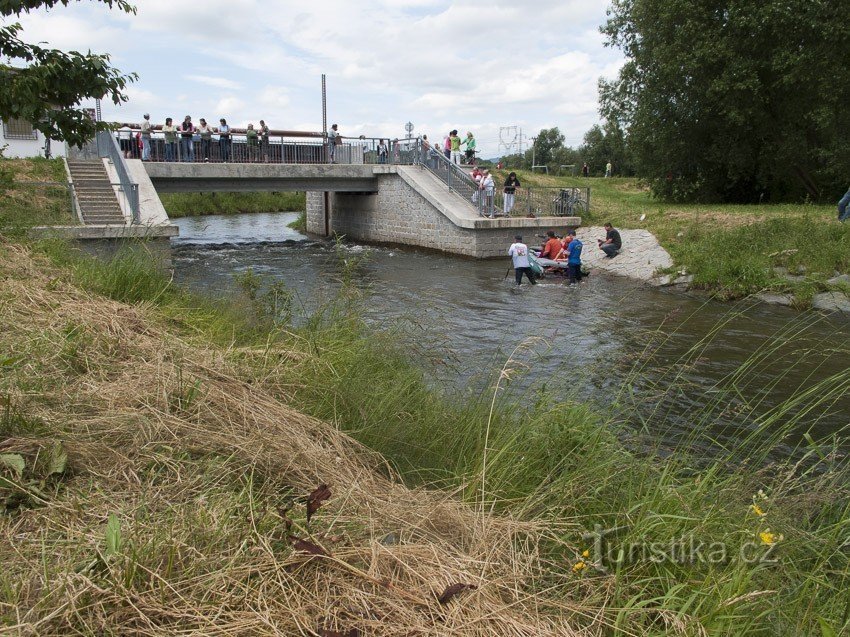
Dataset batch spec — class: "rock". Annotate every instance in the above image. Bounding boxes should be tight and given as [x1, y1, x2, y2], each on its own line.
[673, 274, 693, 285]
[772, 266, 789, 276]
[655, 274, 673, 286]
[756, 293, 794, 307]
[826, 273, 850, 286]
[811, 292, 850, 313]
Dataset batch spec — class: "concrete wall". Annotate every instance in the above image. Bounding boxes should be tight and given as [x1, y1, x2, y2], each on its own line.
[306, 171, 579, 258]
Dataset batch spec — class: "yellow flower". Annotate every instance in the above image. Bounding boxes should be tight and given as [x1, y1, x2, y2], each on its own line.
[581, 549, 590, 559]
[750, 504, 766, 517]
[759, 529, 783, 546]
[572, 560, 586, 573]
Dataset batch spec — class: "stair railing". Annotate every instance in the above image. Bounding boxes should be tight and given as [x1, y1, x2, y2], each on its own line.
[96, 130, 140, 223]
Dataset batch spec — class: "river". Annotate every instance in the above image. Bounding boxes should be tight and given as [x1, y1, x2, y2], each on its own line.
[171, 211, 850, 456]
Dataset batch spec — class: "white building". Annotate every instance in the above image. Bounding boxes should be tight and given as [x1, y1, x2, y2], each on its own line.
[0, 117, 66, 159]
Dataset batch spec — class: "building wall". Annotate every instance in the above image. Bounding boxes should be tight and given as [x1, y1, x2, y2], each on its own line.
[305, 175, 576, 258]
[0, 120, 67, 159]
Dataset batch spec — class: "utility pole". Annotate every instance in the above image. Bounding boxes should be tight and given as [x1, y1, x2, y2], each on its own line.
[321, 74, 327, 134]
[531, 136, 537, 169]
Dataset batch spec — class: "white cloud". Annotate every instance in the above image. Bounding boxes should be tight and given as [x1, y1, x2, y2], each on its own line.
[7, 0, 625, 155]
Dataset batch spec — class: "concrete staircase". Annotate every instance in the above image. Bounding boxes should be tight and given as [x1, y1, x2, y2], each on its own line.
[66, 159, 126, 225]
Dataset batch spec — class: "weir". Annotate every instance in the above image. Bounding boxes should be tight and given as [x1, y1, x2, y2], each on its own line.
[38, 133, 585, 259]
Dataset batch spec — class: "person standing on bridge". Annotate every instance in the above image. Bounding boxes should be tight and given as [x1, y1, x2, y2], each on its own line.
[162, 117, 176, 162]
[449, 130, 461, 165]
[217, 118, 230, 163]
[462, 131, 476, 165]
[140, 113, 152, 161]
[246, 124, 259, 162]
[328, 124, 340, 163]
[179, 115, 195, 162]
[503, 171, 520, 214]
[197, 118, 213, 162]
[259, 120, 270, 162]
[443, 133, 451, 160]
[377, 139, 388, 164]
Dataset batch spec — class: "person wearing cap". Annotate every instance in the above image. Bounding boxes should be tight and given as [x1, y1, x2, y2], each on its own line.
[508, 235, 537, 286]
[565, 229, 584, 284]
[140, 113, 152, 161]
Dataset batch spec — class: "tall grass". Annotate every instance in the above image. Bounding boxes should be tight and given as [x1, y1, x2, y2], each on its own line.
[160, 191, 305, 217]
[12, 239, 850, 635]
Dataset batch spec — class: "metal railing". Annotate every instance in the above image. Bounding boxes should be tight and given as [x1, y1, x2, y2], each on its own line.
[96, 130, 140, 223]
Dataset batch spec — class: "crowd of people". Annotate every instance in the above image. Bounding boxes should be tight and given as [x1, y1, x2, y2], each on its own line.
[508, 223, 623, 286]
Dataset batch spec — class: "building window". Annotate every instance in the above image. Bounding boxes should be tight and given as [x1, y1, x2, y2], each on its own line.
[2, 118, 38, 140]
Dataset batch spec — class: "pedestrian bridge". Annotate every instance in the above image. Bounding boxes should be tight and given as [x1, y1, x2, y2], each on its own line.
[143, 162, 386, 194]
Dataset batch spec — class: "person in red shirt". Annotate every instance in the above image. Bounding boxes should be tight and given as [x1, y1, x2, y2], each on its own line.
[539, 230, 563, 260]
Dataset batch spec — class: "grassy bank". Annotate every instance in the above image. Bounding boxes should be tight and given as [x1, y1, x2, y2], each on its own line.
[1, 237, 848, 635]
[160, 191, 305, 217]
[0, 158, 74, 233]
[495, 171, 850, 302]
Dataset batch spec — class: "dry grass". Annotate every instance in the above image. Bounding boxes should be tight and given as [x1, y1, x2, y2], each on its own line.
[0, 244, 598, 636]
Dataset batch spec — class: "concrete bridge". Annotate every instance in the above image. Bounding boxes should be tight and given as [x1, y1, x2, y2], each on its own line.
[47, 134, 584, 259]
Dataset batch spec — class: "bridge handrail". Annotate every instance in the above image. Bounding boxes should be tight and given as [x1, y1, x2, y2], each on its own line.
[96, 130, 140, 223]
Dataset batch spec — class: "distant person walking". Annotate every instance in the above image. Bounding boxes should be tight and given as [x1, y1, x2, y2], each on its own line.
[838, 186, 850, 223]
[140, 113, 152, 161]
[162, 117, 177, 162]
[503, 171, 520, 214]
[509, 235, 537, 286]
[605, 161, 612, 177]
[217, 118, 230, 163]
[582, 162, 589, 178]
[179, 115, 195, 162]
[443, 133, 451, 159]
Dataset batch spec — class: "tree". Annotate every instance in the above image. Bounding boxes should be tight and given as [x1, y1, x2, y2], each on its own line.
[0, 0, 137, 147]
[531, 127, 565, 168]
[600, 0, 850, 203]
[579, 121, 634, 177]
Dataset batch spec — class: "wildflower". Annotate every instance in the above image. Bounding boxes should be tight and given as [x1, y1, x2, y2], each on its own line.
[750, 504, 766, 517]
[581, 549, 590, 559]
[759, 529, 783, 546]
[572, 560, 586, 573]
[756, 489, 767, 500]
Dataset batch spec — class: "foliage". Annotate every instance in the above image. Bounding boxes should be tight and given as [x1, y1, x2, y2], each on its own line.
[0, 157, 74, 232]
[1, 242, 848, 634]
[160, 191, 306, 218]
[0, 0, 137, 147]
[579, 120, 634, 177]
[600, 0, 850, 203]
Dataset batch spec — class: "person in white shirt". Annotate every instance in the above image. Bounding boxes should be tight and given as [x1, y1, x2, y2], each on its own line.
[508, 235, 537, 285]
[480, 169, 495, 216]
[140, 114, 152, 161]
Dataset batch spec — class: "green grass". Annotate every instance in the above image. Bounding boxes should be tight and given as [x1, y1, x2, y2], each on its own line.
[0, 158, 75, 233]
[11, 238, 847, 635]
[160, 191, 305, 217]
[493, 172, 850, 302]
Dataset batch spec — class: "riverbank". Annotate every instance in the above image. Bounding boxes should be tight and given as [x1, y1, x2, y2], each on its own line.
[495, 171, 850, 307]
[160, 191, 305, 217]
[1, 237, 848, 635]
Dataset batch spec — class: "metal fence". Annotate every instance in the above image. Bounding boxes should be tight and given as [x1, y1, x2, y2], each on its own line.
[97, 130, 140, 223]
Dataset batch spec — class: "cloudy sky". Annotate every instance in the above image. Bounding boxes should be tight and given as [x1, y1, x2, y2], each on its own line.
[7, 0, 624, 157]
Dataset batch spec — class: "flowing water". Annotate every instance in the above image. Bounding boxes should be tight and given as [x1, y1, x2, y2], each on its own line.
[171, 212, 850, 455]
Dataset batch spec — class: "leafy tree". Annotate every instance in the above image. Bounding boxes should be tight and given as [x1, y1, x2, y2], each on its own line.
[600, 0, 850, 203]
[579, 121, 634, 177]
[0, 0, 137, 147]
[531, 127, 565, 168]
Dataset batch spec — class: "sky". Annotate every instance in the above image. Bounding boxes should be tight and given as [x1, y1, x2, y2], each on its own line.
[5, 0, 625, 158]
